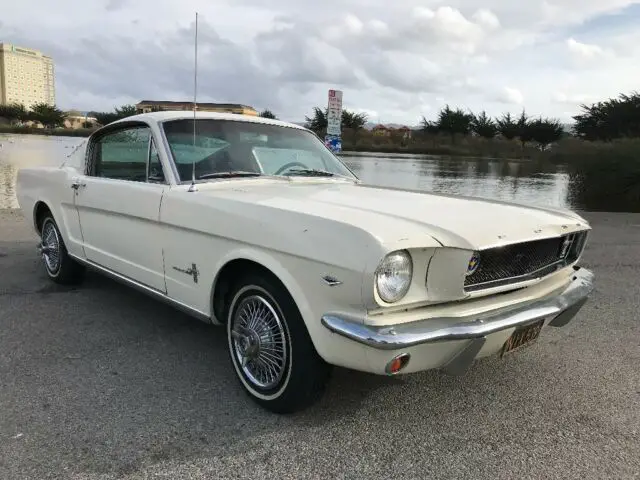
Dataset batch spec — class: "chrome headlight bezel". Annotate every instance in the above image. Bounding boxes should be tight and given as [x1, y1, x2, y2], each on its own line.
[375, 250, 413, 303]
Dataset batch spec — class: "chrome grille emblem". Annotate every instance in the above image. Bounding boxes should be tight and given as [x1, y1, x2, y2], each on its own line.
[466, 252, 480, 275]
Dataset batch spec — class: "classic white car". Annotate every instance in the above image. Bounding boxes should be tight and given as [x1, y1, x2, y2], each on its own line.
[16, 111, 595, 413]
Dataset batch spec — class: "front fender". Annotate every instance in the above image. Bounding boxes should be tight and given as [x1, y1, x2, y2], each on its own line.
[209, 246, 370, 366]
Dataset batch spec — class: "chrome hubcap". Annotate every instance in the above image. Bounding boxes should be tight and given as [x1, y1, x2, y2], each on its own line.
[231, 294, 287, 389]
[39, 221, 61, 273]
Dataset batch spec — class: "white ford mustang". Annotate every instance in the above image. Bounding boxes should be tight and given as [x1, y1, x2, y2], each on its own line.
[16, 111, 595, 413]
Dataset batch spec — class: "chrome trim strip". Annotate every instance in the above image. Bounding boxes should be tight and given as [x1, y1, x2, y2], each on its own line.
[69, 254, 211, 323]
[321, 267, 594, 350]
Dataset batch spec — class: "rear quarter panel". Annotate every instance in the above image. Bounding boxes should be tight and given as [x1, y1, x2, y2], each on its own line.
[16, 166, 83, 257]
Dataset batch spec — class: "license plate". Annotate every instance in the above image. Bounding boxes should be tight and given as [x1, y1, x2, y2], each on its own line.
[501, 319, 545, 357]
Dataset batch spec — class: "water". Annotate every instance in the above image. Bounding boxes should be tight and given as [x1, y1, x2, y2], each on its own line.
[0, 133, 610, 212]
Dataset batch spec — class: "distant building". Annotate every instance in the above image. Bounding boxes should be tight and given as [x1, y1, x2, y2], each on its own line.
[135, 100, 258, 116]
[372, 124, 412, 139]
[64, 110, 98, 129]
[0, 43, 55, 108]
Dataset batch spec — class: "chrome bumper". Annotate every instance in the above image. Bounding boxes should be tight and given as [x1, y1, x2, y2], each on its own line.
[321, 267, 594, 353]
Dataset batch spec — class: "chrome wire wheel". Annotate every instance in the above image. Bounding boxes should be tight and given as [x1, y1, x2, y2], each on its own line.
[40, 219, 61, 274]
[230, 293, 288, 390]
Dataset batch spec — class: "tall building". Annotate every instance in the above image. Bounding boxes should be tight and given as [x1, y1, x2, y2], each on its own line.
[0, 43, 55, 108]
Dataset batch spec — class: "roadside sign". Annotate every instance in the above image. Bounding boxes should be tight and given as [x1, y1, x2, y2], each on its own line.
[326, 89, 343, 137]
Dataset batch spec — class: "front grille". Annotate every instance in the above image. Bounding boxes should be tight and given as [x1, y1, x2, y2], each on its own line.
[464, 231, 588, 292]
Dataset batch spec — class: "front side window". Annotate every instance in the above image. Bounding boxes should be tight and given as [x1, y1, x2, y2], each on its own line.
[90, 126, 151, 182]
[161, 119, 357, 182]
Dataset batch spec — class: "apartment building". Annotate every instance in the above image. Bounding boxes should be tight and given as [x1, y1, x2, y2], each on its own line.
[0, 43, 55, 108]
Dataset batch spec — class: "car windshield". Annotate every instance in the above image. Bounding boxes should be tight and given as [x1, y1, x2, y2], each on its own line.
[161, 118, 358, 182]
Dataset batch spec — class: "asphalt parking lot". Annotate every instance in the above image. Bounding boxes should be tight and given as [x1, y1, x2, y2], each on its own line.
[1, 209, 639, 480]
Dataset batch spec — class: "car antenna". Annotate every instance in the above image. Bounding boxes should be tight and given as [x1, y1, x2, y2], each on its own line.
[188, 11, 199, 193]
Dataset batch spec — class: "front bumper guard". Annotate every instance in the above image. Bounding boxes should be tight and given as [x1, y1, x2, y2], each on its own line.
[321, 267, 594, 374]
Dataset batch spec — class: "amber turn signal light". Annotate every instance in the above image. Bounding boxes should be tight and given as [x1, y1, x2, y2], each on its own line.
[385, 353, 411, 375]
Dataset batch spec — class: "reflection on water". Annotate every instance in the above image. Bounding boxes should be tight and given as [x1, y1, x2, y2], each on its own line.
[0, 133, 628, 212]
[342, 154, 572, 210]
[0, 134, 81, 209]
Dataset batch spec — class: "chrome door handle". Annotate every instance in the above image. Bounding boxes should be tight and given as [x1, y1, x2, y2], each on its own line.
[71, 178, 86, 190]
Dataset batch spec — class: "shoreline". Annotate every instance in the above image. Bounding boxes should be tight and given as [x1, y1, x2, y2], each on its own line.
[0, 128, 545, 160]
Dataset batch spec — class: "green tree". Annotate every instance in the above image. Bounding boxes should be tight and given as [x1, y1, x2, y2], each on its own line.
[436, 105, 473, 141]
[92, 104, 137, 126]
[341, 110, 368, 131]
[573, 91, 640, 141]
[528, 118, 564, 150]
[304, 106, 368, 135]
[29, 103, 66, 128]
[304, 107, 328, 133]
[0, 103, 29, 123]
[516, 109, 533, 148]
[115, 104, 137, 118]
[419, 116, 439, 135]
[259, 109, 277, 119]
[471, 110, 498, 139]
[496, 112, 518, 140]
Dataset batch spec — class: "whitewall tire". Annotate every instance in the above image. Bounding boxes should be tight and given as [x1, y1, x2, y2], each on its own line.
[226, 272, 331, 413]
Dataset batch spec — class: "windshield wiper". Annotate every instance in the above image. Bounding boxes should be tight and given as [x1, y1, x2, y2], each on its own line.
[285, 168, 336, 177]
[197, 171, 262, 180]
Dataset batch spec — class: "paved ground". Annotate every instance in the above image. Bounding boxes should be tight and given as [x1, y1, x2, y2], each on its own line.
[0, 209, 638, 480]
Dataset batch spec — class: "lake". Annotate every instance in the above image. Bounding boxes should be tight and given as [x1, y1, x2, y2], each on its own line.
[0, 133, 618, 212]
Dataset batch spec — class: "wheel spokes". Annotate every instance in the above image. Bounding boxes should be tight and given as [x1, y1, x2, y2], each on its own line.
[230, 293, 288, 390]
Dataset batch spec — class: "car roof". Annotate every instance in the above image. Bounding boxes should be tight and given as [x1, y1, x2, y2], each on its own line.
[111, 110, 309, 131]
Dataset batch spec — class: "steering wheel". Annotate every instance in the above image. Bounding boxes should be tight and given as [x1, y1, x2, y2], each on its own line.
[274, 161, 307, 175]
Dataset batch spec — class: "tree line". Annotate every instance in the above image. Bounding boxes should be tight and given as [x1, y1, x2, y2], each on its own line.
[421, 106, 565, 150]
[572, 91, 640, 141]
[0, 102, 140, 128]
[297, 89, 640, 149]
[0, 102, 68, 128]
[2, 90, 639, 146]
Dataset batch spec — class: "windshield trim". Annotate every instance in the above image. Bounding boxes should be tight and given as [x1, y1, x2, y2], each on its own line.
[157, 118, 359, 185]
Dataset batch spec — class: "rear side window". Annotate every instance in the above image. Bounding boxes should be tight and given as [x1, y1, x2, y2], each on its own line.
[90, 126, 151, 182]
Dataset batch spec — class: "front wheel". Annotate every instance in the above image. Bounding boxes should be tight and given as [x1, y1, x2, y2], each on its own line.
[226, 272, 331, 413]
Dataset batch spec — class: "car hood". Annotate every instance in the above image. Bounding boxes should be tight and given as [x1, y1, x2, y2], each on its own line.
[195, 179, 589, 250]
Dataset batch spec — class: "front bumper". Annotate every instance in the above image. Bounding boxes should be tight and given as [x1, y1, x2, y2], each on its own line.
[321, 266, 594, 374]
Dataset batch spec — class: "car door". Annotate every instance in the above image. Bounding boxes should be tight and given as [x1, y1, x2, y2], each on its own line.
[73, 121, 167, 292]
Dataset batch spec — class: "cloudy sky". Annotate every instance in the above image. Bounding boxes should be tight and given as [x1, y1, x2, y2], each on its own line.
[3, 0, 640, 125]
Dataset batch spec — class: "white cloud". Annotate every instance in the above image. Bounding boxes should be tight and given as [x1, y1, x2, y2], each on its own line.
[553, 92, 597, 104]
[472, 9, 501, 30]
[344, 14, 365, 35]
[1, 0, 639, 125]
[567, 38, 605, 59]
[501, 87, 525, 105]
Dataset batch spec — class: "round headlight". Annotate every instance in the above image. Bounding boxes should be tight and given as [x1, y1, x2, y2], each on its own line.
[375, 250, 413, 303]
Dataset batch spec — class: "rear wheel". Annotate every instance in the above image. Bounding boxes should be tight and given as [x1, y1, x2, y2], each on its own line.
[39, 215, 85, 285]
[226, 272, 332, 413]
